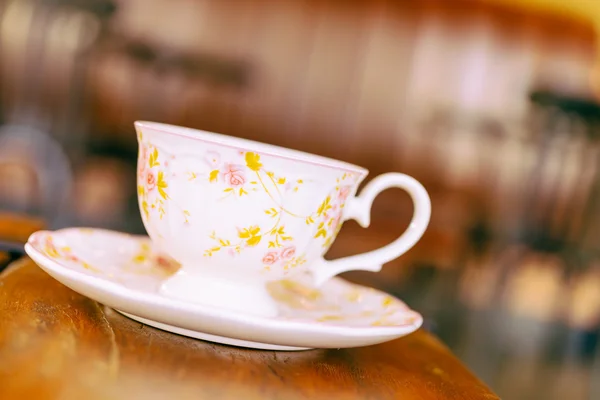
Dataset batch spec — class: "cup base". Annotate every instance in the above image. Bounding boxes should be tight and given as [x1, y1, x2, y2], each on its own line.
[158, 270, 279, 318]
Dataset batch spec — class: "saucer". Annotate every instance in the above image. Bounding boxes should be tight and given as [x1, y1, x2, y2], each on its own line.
[24, 228, 423, 350]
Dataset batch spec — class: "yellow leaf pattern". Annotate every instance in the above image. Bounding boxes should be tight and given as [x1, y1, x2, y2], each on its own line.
[142, 200, 149, 219]
[314, 222, 327, 239]
[209, 169, 219, 182]
[138, 143, 189, 223]
[246, 235, 262, 246]
[203, 153, 357, 261]
[149, 148, 159, 168]
[157, 171, 168, 200]
[245, 152, 263, 171]
[316, 196, 332, 217]
[139, 139, 358, 271]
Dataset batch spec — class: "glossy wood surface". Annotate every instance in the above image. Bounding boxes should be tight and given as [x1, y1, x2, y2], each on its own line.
[0, 260, 499, 400]
[0, 216, 498, 400]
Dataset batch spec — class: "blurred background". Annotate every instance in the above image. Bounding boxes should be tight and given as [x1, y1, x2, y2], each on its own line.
[1, 0, 600, 398]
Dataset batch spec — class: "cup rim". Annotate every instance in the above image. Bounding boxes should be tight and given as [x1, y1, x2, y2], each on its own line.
[135, 121, 369, 175]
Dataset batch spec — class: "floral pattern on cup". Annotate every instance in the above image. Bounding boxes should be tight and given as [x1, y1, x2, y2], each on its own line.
[137, 124, 364, 278]
[261, 245, 306, 273]
[222, 163, 246, 187]
[262, 251, 279, 265]
[281, 246, 296, 260]
[137, 138, 190, 223]
[196, 150, 357, 272]
[190, 150, 302, 197]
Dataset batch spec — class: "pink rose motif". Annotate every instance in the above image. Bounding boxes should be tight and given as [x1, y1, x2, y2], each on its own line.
[262, 251, 279, 265]
[281, 246, 296, 260]
[204, 151, 221, 168]
[146, 170, 156, 191]
[222, 163, 246, 187]
[338, 186, 351, 201]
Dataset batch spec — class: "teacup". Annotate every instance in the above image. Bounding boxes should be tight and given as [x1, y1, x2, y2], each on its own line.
[135, 121, 431, 317]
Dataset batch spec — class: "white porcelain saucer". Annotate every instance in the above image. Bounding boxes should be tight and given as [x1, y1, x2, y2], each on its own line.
[24, 228, 422, 350]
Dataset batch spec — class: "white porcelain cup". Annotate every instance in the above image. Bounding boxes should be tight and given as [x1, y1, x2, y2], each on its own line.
[135, 121, 431, 317]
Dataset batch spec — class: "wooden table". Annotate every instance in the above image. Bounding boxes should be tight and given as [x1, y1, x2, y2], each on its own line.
[0, 216, 499, 400]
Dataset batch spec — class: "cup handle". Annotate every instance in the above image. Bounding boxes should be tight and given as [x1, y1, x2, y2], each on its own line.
[309, 173, 431, 286]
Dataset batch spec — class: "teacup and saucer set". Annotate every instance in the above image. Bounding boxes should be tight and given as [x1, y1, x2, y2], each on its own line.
[25, 122, 431, 350]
